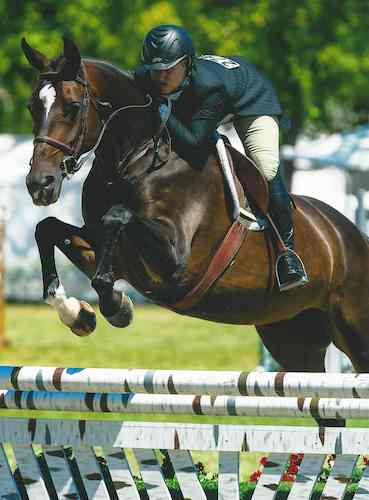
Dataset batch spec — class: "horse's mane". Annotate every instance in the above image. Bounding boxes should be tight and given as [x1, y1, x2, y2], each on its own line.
[82, 58, 137, 90]
[45, 51, 134, 84]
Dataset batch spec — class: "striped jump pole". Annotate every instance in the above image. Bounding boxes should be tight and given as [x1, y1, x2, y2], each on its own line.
[1, 365, 369, 397]
[1, 389, 369, 419]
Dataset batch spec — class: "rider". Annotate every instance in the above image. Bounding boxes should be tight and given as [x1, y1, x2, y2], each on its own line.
[134, 24, 308, 292]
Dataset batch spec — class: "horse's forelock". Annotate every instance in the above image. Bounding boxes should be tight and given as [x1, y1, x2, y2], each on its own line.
[40, 53, 81, 82]
[49, 55, 65, 71]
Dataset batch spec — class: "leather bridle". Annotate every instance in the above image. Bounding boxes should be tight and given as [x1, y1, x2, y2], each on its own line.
[31, 69, 94, 178]
[30, 64, 170, 180]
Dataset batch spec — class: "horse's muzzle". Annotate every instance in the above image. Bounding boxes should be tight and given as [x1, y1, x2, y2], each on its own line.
[26, 169, 63, 206]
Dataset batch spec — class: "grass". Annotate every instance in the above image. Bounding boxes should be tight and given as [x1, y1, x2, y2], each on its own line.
[3, 303, 258, 369]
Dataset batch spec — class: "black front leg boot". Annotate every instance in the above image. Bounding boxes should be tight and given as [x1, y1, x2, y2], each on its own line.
[268, 171, 309, 291]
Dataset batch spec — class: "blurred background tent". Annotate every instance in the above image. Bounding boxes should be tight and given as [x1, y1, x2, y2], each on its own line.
[284, 124, 369, 234]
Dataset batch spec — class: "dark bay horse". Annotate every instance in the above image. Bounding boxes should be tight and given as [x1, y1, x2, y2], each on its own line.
[22, 38, 369, 374]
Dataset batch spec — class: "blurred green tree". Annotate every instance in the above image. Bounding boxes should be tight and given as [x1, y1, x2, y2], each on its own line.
[1, 0, 368, 158]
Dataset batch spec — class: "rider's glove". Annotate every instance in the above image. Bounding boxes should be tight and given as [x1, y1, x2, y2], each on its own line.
[156, 97, 171, 123]
[158, 102, 169, 120]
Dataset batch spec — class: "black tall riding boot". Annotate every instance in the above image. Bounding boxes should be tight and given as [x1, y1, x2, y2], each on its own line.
[268, 171, 309, 291]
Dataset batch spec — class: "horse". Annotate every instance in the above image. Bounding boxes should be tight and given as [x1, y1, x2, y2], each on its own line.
[21, 37, 369, 378]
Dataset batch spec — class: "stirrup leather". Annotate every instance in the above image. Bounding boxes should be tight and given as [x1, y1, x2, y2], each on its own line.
[215, 136, 263, 230]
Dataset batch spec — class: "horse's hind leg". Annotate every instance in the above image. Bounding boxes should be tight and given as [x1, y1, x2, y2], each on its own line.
[330, 297, 369, 372]
[35, 216, 98, 336]
[256, 309, 344, 427]
[256, 309, 331, 372]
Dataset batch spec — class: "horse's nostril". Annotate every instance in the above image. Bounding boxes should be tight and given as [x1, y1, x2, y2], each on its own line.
[43, 175, 56, 188]
[26, 173, 56, 194]
[26, 175, 38, 194]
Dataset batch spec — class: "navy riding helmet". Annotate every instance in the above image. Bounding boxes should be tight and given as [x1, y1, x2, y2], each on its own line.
[141, 25, 195, 71]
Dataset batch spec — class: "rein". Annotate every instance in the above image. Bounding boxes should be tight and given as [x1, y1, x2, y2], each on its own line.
[75, 93, 156, 177]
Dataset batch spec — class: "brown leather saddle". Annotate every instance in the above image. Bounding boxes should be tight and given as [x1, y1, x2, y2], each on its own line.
[225, 143, 290, 255]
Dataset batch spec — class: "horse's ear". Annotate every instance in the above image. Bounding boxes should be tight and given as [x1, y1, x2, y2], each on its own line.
[21, 37, 48, 71]
[62, 37, 81, 79]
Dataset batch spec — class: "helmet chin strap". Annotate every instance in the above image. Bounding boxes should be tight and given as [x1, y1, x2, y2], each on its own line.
[161, 76, 190, 102]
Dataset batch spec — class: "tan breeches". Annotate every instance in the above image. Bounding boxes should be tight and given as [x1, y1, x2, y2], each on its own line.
[233, 115, 280, 181]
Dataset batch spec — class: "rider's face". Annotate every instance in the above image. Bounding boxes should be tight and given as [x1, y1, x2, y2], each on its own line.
[150, 61, 187, 95]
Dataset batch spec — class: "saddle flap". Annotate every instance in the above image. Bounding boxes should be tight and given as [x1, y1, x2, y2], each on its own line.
[226, 144, 269, 215]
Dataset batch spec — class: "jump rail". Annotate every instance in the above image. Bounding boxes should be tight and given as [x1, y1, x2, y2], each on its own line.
[2, 364, 369, 397]
[0, 365, 368, 500]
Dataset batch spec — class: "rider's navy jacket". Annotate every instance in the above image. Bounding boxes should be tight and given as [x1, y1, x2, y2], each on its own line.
[134, 55, 282, 168]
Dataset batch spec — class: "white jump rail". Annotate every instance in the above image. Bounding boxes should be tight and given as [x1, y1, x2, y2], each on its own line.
[2, 389, 369, 419]
[2, 364, 369, 397]
[0, 365, 368, 499]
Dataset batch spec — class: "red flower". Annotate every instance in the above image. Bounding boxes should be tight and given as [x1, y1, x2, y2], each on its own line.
[260, 456, 268, 466]
[250, 471, 262, 482]
[288, 464, 298, 474]
[282, 473, 295, 482]
[364, 456, 369, 465]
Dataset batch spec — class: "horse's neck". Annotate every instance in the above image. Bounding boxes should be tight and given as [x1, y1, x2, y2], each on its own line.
[83, 59, 156, 174]
[84, 59, 148, 111]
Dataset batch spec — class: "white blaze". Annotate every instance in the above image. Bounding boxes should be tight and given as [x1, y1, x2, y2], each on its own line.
[39, 84, 56, 120]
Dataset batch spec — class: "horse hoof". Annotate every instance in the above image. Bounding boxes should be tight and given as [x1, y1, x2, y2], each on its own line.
[105, 292, 134, 328]
[70, 301, 97, 337]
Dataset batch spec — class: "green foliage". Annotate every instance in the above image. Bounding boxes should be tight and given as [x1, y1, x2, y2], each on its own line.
[1, 0, 369, 137]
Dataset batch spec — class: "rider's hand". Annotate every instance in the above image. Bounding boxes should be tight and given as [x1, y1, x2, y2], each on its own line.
[158, 102, 167, 118]
[157, 98, 171, 123]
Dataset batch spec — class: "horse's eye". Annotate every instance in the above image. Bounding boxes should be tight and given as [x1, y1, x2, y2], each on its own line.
[27, 101, 41, 121]
[27, 101, 35, 114]
[65, 101, 81, 117]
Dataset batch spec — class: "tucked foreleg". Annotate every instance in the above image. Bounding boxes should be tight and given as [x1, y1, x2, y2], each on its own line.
[35, 216, 97, 336]
[91, 205, 134, 328]
[92, 204, 188, 325]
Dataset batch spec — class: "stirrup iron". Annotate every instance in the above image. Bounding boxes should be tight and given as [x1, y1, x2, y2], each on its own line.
[275, 249, 309, 292]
